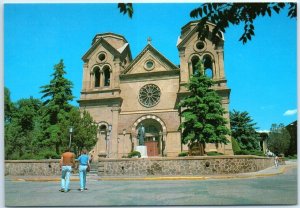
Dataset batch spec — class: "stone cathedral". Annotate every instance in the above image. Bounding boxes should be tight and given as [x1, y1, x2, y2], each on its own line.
[79, 20, 233, 159]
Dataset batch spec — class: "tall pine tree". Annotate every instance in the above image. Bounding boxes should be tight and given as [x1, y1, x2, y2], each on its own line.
[40, 60, 74, 154]
[178, 61, 230, 155]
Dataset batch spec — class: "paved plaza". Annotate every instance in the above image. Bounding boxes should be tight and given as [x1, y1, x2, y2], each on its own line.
[4, 161, 297, 207]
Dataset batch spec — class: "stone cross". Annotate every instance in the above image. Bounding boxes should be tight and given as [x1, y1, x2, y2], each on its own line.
[147, 37, 152, 44]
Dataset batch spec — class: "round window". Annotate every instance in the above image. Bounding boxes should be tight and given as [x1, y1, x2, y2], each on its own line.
[194, 41, 206, 52]
[144, 60, 155, 71]
[138, 84, 161, 108]
[98, 53, 106, 62]
[196, 42, 205, 50]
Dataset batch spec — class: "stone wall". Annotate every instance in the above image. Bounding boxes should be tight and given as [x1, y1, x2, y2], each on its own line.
[99, 156, 275, 176]
[5, 160, 61, 176]
[5, 156, 276, 176]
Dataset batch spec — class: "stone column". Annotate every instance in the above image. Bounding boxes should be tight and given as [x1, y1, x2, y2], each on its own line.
[110, 105, 120, 158]
[82, 63, 89, 91]
[100, 70, 104, 88]
[188, 61, 192, 77]
[113, 58, 121, 89]
[179, 48, 187, 84]
[217, 49, 225, 79]
[212, 60, 216, 80]
[90, 72, 94, 89]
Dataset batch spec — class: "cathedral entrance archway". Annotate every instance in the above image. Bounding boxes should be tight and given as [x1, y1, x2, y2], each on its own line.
[131, 115, 167, 157]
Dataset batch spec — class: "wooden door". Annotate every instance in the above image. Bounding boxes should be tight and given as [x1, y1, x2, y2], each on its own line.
[145, 141, 159, 156]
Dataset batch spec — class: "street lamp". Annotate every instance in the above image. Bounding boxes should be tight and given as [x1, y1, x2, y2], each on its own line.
[159, 131, 163, 157]
[123, 129, 126, 157]
[107, 125, 112, 158]
[69, 127, 73, 149]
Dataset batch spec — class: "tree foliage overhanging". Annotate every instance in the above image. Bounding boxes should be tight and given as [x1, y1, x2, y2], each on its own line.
[118, 3, 297, 45]
[178, 61, 230, 155]
[4, 60, 98, 160]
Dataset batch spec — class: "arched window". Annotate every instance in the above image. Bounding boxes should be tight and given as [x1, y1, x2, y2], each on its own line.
[203, 55, 213, 78]
[94, 67, 101, 87]
[103, 66, 110, 87]
[191, 55, 200, 75]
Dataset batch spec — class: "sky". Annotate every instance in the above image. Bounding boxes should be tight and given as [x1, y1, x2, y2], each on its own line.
[3, 3, 298, 131]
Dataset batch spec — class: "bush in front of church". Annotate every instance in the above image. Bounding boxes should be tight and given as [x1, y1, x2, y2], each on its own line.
[128, 151, 141, 158]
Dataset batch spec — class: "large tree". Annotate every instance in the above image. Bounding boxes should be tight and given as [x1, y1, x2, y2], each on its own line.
[118, 3, 296, 44]
[4, 87, 15, 123]
[178, 61, 230, 155]
[267, 123, 291, 156]
[230, 110, 260, 151]
[4, 97, 42, 159]
[40, 59, 74, 154]
[66, 108, 98, 156]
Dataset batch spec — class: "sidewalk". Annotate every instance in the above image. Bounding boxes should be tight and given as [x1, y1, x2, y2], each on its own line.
[7, 160, 297, 182]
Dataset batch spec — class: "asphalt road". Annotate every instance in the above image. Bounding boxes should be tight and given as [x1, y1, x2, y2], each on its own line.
[5, 165, 297, 207]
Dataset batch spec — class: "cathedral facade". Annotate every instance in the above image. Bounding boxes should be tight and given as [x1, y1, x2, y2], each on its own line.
[79, 20, 233, 159]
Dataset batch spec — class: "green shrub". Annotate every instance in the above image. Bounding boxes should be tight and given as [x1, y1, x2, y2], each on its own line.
[231, 137, 241, 154]
[249, 150, 264, 156]
[128, 150, 141, 158]
[38, 150, 60, 159]
[207, 151, 224, 156]
[287, 154, 297, 159]
[178, 152, 188, 157]
[235, 150, 250, 155]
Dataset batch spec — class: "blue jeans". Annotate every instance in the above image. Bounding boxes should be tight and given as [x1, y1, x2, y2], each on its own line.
[61, 166, 72, 191]
[79, 165, 88, 190]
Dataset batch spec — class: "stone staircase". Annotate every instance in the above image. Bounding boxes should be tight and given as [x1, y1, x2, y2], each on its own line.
[89, 162, 98, 176]
[72, 162, 98, 178]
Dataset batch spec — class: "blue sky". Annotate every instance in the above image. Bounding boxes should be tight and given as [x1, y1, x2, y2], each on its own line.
[4, 3, 297, 131]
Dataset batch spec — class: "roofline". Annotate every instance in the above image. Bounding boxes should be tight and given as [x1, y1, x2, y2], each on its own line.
[82, 37, 121, 62]
[181, 20, 217, 31]
[123, 44, 179, 74]
[92, 32, 128, 44]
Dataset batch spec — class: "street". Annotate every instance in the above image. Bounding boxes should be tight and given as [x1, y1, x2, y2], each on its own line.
[5, 164, 297, 207]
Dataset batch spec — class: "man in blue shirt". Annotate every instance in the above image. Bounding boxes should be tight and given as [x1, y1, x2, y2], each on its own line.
[77, 149, 90, 191]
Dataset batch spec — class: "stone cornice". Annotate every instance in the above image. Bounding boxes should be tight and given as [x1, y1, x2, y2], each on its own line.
[78, 97, 123, 105]
[120, 70, 180, 82]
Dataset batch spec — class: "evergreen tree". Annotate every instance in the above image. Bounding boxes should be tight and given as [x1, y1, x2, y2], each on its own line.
[268, 123, 291, 156]
[178, 61, 230, 155]
[40, 60, 74, 154]
[230, 110, 260, 151]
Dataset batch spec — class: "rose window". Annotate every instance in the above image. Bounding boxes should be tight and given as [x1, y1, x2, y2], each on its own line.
[138, 84, 161, 107]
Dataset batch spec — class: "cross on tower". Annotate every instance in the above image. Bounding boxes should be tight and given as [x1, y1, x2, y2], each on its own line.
[147, 37, 152, 44]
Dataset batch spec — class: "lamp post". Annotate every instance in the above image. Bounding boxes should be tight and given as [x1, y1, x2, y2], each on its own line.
[159, 131, 163, 157]
[107, 124, 112, 158]
[123, 129, 126, 157]
[69, 127, 73, 149]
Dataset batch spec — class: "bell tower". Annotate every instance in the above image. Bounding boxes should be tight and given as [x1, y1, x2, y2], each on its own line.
[79, 33, 132, 158]
[177, 20, 233, 155]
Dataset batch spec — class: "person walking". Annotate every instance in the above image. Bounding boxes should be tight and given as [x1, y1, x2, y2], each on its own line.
[59, 148, 76, 193]
[77, 149, 90, 191]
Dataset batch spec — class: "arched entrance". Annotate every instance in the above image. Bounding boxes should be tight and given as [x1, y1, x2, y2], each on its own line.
[131, 115, 167, 157]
